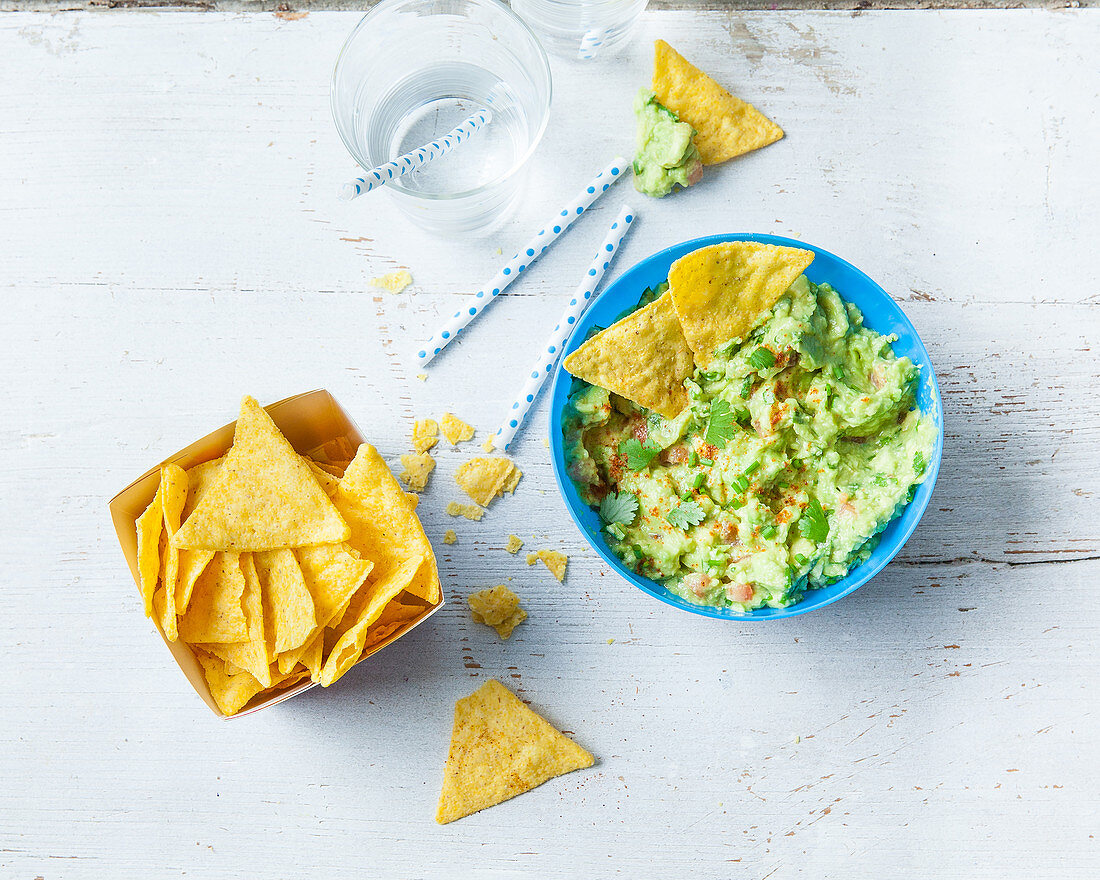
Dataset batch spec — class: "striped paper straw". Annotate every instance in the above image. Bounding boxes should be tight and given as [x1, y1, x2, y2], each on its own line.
[492, 203, 636, 451]
[414, 156, 629, 367]
[339, 107, 493, 201]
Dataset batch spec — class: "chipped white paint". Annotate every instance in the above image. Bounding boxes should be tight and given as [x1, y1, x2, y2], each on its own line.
[1, 9, 1098, 878]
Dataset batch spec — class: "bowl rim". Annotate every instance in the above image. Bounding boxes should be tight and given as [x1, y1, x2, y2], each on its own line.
[547, 232, 945, 621]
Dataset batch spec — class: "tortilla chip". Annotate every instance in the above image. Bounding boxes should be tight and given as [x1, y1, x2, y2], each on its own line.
[435, 680, 594, 824]
[275, 541, 373, 674]
[652, 39, 784, 166]
[405, 491, 419, 509]
[205, 553, 271, 687]
[158, 464, 188, 641]
[455, 457, 522, 507]
[175, 548, 215, 616]
[668, 241, 815, 362]
[468, 586, 526, 639]
[193, 649, 265, 716]
[255, 548, 316, 654]
[337, 443, 440, 606]
[178, 551, 248, 644]
[563, 292, 694, 418]
[319, 554, 425, 687]
[444, 530, 457, 545]
[412, 419, 439, 454]
[440, 413, 475, 445]
[505, 535, 523, 554]
[172, 396, 349, 551]
[399, 452, 436, 492]
[135, 482, 164, 618]
[446, 501, 484, 522]
[527, 550, 568, 583]
[305, 458, 341, 496]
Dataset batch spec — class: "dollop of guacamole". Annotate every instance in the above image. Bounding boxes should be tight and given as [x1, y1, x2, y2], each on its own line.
[632, 89, 703, 198]
[564, 276, 937, 610]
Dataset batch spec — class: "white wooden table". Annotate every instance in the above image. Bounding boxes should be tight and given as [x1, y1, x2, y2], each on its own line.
[2, 8, 1098, 877]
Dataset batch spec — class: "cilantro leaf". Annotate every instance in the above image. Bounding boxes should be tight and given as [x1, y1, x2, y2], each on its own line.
[798, 498, 830, 544]
[747, 347, 777, 370]
[666, 500, 706, 530]
[599, 491, 638, 526]
[704, 399, 737, 448]
[913, 451, 926, 474]
[620, 437, 662, 470]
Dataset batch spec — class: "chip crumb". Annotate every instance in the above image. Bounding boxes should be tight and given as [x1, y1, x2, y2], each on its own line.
[481, 436, 496, 454]
[794, 734, 801, 744]
[417, 373, 428, 382]
[446, 501, 485, 521]
[543, 437, 549, 448]
[495, 247, 503, 255]
[455, 456, 522, 508]
[370, 269, 413, 293]
[527, 549, 568, 582]
[440, 412, 476, 445]
[443, 530, 457, 545]
[411, 418, 440, 454]
[398, 452, 435, 492]
[505, 535, 523, 554]
[468, 585, 526, 639]
[607, 638, 614, 644]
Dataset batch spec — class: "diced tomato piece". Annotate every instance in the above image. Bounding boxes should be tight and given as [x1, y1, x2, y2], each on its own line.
[682, 572, 712, 597]
[726, 582, 754, 603]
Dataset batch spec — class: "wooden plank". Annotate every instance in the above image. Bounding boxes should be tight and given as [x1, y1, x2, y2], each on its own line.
[0, 9, 1097, 878]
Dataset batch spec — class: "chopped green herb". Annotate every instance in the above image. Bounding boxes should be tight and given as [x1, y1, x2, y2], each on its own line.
[832, 364, 845, 380]
[747, 347, 776, 370]
[666, 501, 706, 530]
[740, 376, 752, 398]
[798, 498, 830, 544]
[760, 525, 777, 539]
[913, 451, 926, 474]
[871, 472, 889, 487]
[731, 476, 749, 494]
[680, 490, 694, 502]
[619, 437, 662, 470]
[727, 497, 745, 509]
[599, 491, 638, 526]
[699, 457, 714, 467]
[704, 399, 737, 448]
[743, 461, 761, 476]
[692, 472, 706, 489]
[794, 553, 809, 565]
[688, 450, 698, 467]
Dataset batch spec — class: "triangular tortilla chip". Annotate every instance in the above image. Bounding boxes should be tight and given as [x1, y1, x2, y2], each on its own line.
[563, 292, 695, 418]
[337, 443, 440, 605]
[652, 39, 783, 166]
[175, 457, 222, 614]
[255, 548, 316, 654]
[193, 649, 265, 716]
[135, 481, 164, 618]
[318, 554, 425, 687]
[202, 553, 271, 687]
[159, 464, 188, 641]
[668, 241, 815, 362]
[171, 396, 349, 551]
[436, 680, 595, 824]
[178, 551, 248, 644]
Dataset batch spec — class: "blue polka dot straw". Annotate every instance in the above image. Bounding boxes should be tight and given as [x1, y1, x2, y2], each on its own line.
[414, 156, 630, 367]
[492, 203, 636, 450]
[338, 108, 493, 201]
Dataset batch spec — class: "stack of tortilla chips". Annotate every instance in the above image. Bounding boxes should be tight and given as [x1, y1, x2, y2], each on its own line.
[135, 396, 440, 715]
[562, 241, 815, 418]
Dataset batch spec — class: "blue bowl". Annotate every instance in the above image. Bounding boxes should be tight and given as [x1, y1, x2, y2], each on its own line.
[548, 233, 944, 620]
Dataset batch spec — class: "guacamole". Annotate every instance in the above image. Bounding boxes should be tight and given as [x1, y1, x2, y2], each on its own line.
[564, 275, 936, 610]
[632, 89, 703, 198]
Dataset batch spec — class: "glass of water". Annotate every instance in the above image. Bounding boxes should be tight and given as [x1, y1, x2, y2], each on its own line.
[331, 0, 552, 237]
[511, 0, 648, 60]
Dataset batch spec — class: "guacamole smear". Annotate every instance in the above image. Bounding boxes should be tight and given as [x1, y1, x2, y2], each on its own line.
[564, 276, 936, 610]
[632, 89, 703, 198]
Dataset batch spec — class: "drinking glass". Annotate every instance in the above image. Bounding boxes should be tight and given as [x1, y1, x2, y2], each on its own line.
[331, 0, 552, 236]
[511, 0, 648, 60]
